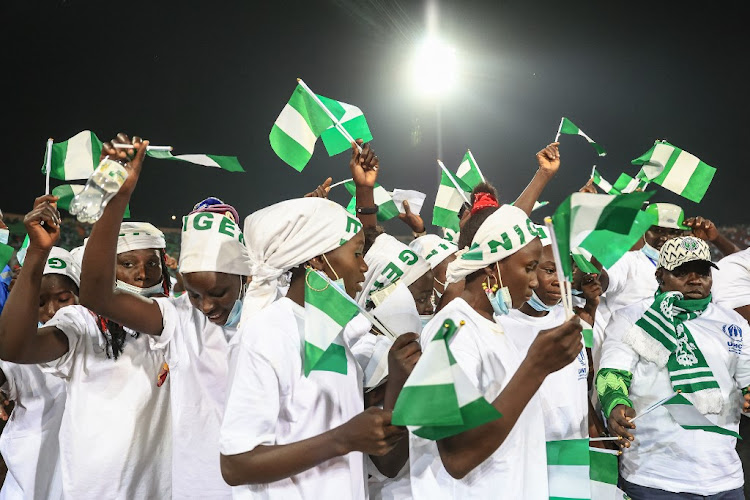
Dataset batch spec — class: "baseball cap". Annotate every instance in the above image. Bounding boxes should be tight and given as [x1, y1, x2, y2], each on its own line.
[644, 203, 689, 230]
[658, 236, 718, 272]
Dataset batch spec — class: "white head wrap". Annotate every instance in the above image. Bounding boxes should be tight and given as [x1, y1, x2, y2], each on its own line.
[179, 212, 251, 276]
[44, 247, 81, 287]
[241, 198, 363, 322]
[535, 224, 551, 247]
[409, 235, 458, 270]
[446, 205, 540, 284]
[357, 233, 431, 308]
[116, 222, 166, 254]
[69, 245, 84, 269]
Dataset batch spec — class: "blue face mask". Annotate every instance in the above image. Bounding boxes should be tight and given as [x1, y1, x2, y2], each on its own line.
[419, 314, 434, 331]
[527, 290, 556, 312]
[224, 299, 242, 328]
[571, 288, 584, 296]
[38, 321, 45, 328]
[488, 286, 512, 317]
[641, 242, 660, 262]
[0, 228, 9, 245]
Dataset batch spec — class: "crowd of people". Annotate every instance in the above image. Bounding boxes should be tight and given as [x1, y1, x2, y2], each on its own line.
[0, 133, 748, 500]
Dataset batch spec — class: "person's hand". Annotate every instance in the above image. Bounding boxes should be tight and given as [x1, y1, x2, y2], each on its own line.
[163, 253, 179, 270]
[398, 201, 425, 234]
[536, 142, 561, 177]
[0, 392, 13, 421]
[684, 216, 719, 242]
[333, 407, 406, 456]
[387, 333, 421, 391]
[580, 273, 602, 303]
[23, 195, 61, 252]
[608, 404, 636, 448]
[526, 316, 583, 375]
[100, 133, 149, 196]
[304, 177, 333, 198]
[579, 178, 597, 194]
[349, 140, 379, 189]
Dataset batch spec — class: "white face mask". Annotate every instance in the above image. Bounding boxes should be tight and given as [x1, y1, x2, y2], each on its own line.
[321, 254, 346, 292]
[641, 241, 660, 262]
[0, 228, 9, 245]
[115, 279, 165, 297]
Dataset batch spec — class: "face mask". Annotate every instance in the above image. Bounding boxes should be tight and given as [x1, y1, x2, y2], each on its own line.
[571, 288, 584, 297]
[38, 321, 45, 328]
[488, 286, 512, 316]
[116, 279, 165, 297]
[0, 228, 9, 245]
[224, 299, 242, 328]
[419, 314, 434, 331]
[321, 254, 347, 293]
[641, 241, 660, 262]
[527, 290, 555, 312]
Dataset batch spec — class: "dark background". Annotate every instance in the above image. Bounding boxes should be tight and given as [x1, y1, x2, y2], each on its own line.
[1, 0, 746, 234]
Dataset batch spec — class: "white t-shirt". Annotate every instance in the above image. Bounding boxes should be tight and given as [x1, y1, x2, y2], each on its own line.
[0, 361, 65, 500]
[220, 297, 367, 500]
[42, 305, 172, 500]
[497, 306, 589, 441]
[599, 299, 750, 495]
[409, 298, 548, 499]
[603, 250, 659, 317]
[154, 294, 235, 499]
[712, 248, 750, 311]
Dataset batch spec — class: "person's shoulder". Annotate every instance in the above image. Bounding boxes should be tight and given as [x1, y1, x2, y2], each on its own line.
[706, 302, 750, 330]
[237, 298, 299, 355]
[424, 298, 485, 344]
[717, 248, 750, 269]
[614, 297, 651, 323]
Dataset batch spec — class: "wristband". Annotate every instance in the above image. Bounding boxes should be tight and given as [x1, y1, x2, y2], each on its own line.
[356, 206, 378, 215]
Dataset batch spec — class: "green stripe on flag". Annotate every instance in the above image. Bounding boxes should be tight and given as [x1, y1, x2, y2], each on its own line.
[392, 384, 462, 427]
[412, 397, 502, 441]
[546, 439, 590, 466]
[288, 86, 340, 136]
[582, 329, 594, 348]
[53, 184, 130, 218]
[0, 243, 13, 270]
[432, 206, 460, 232]
[146, 150, 245, 172]
[304, 341, 347, 375]
[589, 448, 618, 485]
[343, 181, 399, 222]
[270, 125, 312, 172]
[43, 130, 103, 181]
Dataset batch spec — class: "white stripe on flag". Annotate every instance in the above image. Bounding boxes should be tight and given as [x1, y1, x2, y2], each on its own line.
[435, 183, 464, 211]
[660, 150, 700, 195]
[275, 103, 317, 154]
[373, 185, 391, 205]
[569, 193, 613, 240]
[64, 131, 97, 179]
[338, 101, 362, 122]
[547, 465, 591, 499]
[643, 143, 674, 179]
[172, 154, 220, 168]
[451, 363, 477, 406]
[401, 341, 453, 388]
[665, 402, 717, 427]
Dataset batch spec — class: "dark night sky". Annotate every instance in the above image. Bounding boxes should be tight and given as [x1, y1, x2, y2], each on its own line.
[1, 0, 747, 233]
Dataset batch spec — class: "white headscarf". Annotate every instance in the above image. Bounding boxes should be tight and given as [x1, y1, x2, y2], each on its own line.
[241, 198, 363, 322]
[446, 205, 540, 284]
[357, 233, 431, 308]
[43, 247, 81, 287]
[116, 222, 166, 254]
[409, 234, 458, 270]
[179, 212, 251, 276]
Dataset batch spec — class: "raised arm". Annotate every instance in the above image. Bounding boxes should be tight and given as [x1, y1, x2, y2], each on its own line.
[684, 216, 740, 258]
[513, 142, 560, 216]
[349, 140, 379, 228]
[77, 134, 164, 336]
[0, 196, 68, 364]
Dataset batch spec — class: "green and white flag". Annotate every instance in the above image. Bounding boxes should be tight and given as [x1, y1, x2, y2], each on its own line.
[661, 393, 741, 438]
[557, 117, 607, 157]
[42, 131, 103, 180]
[303, 269, 360, 376]
[16, 235, 30, 266]
[589, 448, 627, 499]
[631, 141, 716, 203]
[552, 191, 654, 279]
[433, 170, 468, 232]
[392, 319, 502, 440]
[456, 150, 484, 191]
[52, 184, 131, 218]
[318, 95, 373, 156]
[547, 439, 591, 500]
[343, 181, 400, 221]
[146, 150, 244, 172]
[533, 200, 550, 212]
[591, 167, 618, 195]
[0, 243, 13, 271]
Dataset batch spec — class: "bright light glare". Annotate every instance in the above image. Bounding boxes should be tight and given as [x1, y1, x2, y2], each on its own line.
[411, 37, 458, 97]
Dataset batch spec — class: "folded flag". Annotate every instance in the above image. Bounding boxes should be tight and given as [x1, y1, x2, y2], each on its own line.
[303, 269, 360, 376]
[456, 150, 484, 191]
[392, 319, 502, 440]
[661, 393, 741, 438]
[343, 181, 400, 221]
[146, 150, 244, 172]
[631, 140, 716, 203]
[557, 117, 607, 156]
[0, 243, 13, 271]
[53, 184, 130, 218]
[270, 83, 372, 171]
[42, 131, 103, 181]
[552, 191, 654, 279]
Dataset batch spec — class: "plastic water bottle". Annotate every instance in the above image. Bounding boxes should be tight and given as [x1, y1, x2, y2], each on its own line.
[69, 157, 129, 224]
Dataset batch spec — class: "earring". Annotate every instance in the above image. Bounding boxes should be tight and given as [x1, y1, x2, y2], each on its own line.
[482, 276, 499, 294]
[304, 266, 330, 292]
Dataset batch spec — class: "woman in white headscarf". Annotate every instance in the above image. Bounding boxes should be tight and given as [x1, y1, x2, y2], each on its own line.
[408, 203, 583, 500]
[220, 197, 407, 499]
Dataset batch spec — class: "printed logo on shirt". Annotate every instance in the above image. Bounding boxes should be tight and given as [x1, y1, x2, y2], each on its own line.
[576, 350, 588, 381]
[723, 324, 743, 355]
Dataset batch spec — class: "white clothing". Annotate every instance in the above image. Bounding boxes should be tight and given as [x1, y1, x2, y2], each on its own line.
[602, 250, 659, 317]
[599, 299, 750, 495]
[409, 298, 548, 499]
[713, 248, 750, 311]
[367, 455, 411, 500]
[220, 298, 367, 500]
[497, 306, 589, 440]
[154, 294, 234, 499]
[43, 305, 172, 500]
[0, 361, 65, 500]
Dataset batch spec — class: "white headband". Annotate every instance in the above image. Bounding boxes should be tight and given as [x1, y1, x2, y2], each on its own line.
[409, 234, 458, 270]
[117, 222, 166, 254]
[179, 212, 251, 276]
[44, 247, 81, 287]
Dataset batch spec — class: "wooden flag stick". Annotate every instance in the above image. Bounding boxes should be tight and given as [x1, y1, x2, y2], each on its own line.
[329, 178, 353, 189]
[437, 160, 471, 205]
[554, 117, 564, 142]
[297, 78, 363, 153]
[544, 217, 574, 319]
[44, 138, 53, 195]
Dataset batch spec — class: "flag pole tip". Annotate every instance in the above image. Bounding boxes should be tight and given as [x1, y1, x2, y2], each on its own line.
[296, 77, 302, 82]
[47, 137, 54, 142]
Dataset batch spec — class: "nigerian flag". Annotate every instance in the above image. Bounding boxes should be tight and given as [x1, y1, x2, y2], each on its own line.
[456, 150, 484, 191]
[547, 439, 591, 500]
[42, 131, 103, 180]
[533, 200, 550, 212]
[661, 393, 741, 438]
[303, 269, 360, 376]
[16, 235, 30, 266]
[433, 169, 468, 232]
[0, 243, 12, 271]
[552, 191, 654, 279]
[591, 167, 618, 195]
[631, 140, 716, 203]
[270, 83, 372, 171]
[343, 181, 399, 221]
[392, 319, 502, 440]
[589, 448, 626, 499]
[146, 150, 244, 172]
[52, 184, 130, 218]
[557, 118, 606, 157]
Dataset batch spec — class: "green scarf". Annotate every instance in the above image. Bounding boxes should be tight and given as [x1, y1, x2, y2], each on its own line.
[627, 291, 722, 414]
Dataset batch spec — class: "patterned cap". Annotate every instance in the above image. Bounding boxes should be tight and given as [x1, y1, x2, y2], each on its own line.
[658, 236, 718, 272]
[644, 203, 689, 230]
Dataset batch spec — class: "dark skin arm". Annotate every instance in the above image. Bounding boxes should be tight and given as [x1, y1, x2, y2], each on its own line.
[398, 201, 425, 235]
[0, 196, 69, 364]
[513, 143, 560, 216]
[684, 216, 740, 257]
[608, 404, 636, 449]
[349, 140, 379, 229]
[304, 177, 332, 198]
[77, 134, 164, 337]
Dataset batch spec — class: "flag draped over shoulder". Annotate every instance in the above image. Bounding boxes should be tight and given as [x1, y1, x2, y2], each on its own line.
[631, 140, 716, 202]
[42, 131, 103, 181]
[343, 181, 399, 221]
[392, 319, 502, 440]
[558, 117, 607, 156]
